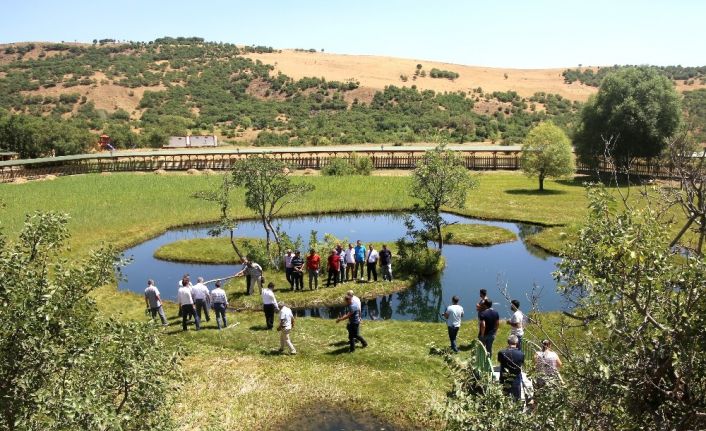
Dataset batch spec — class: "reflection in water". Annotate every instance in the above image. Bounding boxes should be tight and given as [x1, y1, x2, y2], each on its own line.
[380, 295, 393, 320]
[395, 276, 444, 322]
[516, 223, 553, 260]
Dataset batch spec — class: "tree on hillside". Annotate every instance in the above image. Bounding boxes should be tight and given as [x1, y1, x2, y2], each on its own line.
[575, 67, 682, 167]
[0, 212, 180, 431]
[409, 145, 477, 250]
[231, 156, 314, 267]
[454, 115, 475, 144]
[520, 122, 575, 191]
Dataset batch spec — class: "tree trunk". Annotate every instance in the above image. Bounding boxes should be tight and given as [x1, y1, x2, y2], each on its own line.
[266, 218, 282, 269]
[229, 229, 243, 261]
[262, 216, 273, 266]
[539, 173, 545, 191]
[436, 219, 443, 250]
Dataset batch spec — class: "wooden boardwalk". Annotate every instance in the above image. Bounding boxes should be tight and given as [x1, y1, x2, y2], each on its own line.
[0, 147, 523, 182]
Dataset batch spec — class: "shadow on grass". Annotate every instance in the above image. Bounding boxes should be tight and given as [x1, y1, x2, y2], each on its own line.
[249, 324, 272, 331]
[260, 348, 289, 356]
[505, 188, 567, 196]
[326, 346, 352, 355]
[329, 341, 349, 347]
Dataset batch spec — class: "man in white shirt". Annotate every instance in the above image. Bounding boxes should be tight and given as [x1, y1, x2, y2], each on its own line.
[277, 301, 296, 354]
[192, 277, 211, 323]
[443, 295, 464, 353]
[261, 282, 279, 330]
[210, 281, 229, 330]
[344, 243, 356, 282]
[177, 274, 192, 319]
[177, 282, 200, 331]
[144, 279, 168, 326]
[284, 250, 294, 290]
[507, 299, 525, 349]
[366, 244, 379, 282]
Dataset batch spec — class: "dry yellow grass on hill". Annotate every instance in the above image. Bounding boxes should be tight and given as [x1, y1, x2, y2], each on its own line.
[245, 50, 599, 103]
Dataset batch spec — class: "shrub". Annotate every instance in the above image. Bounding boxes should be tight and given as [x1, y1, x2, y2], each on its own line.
[321, 154, 373, 176]
[322, 157, 355, 176]
[394, 238, 444, 276]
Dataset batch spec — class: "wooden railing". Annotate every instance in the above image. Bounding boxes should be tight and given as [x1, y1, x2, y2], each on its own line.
[1, 148, 691, 183]
[0, 148, 522, 182]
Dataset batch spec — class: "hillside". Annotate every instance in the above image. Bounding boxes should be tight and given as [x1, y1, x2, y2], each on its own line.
[0, 38, 704, 158]
[244, 50, 598, 103]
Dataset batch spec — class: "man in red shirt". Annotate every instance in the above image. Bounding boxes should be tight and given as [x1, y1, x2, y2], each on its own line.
[306, 248, 321, 290]
[326, 248, 341, 287]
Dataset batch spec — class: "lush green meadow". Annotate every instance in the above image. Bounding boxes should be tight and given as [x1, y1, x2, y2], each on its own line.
[0, 171, 589, 254]
[0, 171, 597, 429]
[95, 283, 575, 430]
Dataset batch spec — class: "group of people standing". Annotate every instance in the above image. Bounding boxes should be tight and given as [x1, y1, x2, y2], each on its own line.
[144, 274, 370, 356]
[443, 289, 562, 401]
[283, 240, 393, 291]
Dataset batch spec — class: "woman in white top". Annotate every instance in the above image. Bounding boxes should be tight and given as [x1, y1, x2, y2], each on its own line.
[535, 339, 562, 387]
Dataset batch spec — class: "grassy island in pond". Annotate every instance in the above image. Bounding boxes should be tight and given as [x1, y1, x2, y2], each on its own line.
[442, 223, 517, 246]
[154, 237, 264, 264]
[154, 236, 441, 310]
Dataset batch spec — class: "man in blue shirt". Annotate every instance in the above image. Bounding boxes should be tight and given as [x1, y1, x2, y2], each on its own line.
[478, 298, 500, 356]
[336, 290, 368, 352]
[354, 240, 366, 281]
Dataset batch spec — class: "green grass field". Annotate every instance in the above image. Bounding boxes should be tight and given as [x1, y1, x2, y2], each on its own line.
[0, 171, 590, 254]
[94, 284, 577, 430]
[0, 171, 638, 430]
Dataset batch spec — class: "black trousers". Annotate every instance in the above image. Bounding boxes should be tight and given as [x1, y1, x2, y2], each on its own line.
[366, 262, 377, 281]
[327, 268, 338, 286]
[285, 267, 294, 289]
[263, 303, 276, 329]
[292, 271, 304, 290]
[180, 304, 200, 331]
[347, 322, 367, 351]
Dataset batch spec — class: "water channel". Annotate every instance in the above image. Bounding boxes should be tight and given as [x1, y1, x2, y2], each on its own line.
[118, 212, 564, 322]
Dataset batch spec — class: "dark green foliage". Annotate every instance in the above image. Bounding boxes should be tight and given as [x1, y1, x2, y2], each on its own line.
[575, 67, 682, 166]
[429, 68, 460, 80]
[0, 212, 180, 430]
[555, 187, 706, 429]
[683, 89, 706, 142]
[563, 65, 706, 87]
[394, 237, 443, 276]
[0, 113, 95, 157]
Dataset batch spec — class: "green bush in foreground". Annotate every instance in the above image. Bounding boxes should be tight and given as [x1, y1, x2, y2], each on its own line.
[0, 212, 181, 431]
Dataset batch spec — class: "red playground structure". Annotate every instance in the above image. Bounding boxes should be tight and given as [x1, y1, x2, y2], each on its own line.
[99, 134, 115, 152]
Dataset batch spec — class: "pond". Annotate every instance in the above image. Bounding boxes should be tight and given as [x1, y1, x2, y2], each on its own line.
[117, 212, 564, 322]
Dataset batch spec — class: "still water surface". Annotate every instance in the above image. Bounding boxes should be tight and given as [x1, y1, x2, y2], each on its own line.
[118, 212, 563, 322]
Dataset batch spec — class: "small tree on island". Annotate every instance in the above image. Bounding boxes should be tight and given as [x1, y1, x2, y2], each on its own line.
[520, 122, 575, 191]
[192, 173, 245, 260]
[409, 145, 477, 250]
[231, 156, 314, 267]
